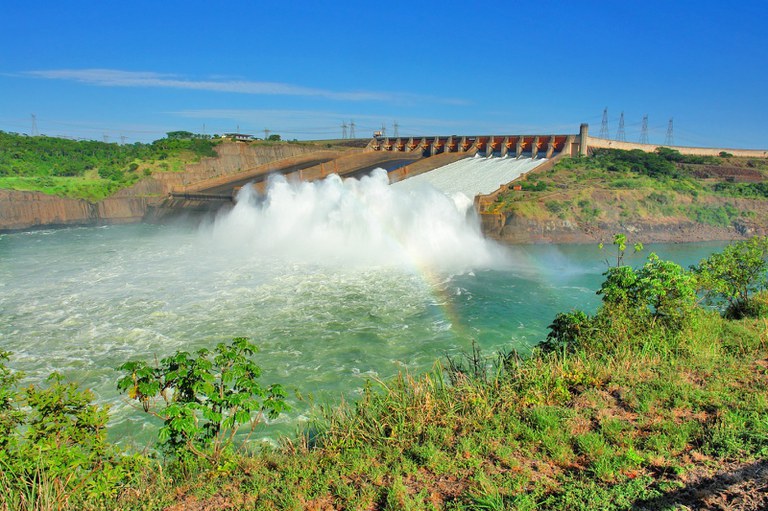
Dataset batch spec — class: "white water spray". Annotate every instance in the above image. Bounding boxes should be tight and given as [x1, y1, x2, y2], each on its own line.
[206, 169, 506, 271]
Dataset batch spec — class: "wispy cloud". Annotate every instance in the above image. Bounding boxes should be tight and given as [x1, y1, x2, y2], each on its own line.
[21, 69, 468, 105]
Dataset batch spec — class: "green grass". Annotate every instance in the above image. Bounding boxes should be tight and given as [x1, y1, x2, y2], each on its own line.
[72, 306, 761, 510]
[3, 313, 767, 509]
[0, 175, 128, 201]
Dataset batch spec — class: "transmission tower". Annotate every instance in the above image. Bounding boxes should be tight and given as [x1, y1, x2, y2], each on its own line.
[349, 120, 356, 139]
[263, 128, 270, 140]
[599, 108, 609, 138]
[393, 121, 399, 138]
[30, 114, 39, 136]
[616, 112, 626, 141]
[380, 123, 386, 137]
[639, 115, 649, 144]
[120, 135, 127, 145]
[341, 122, 348, 139]
[103, 134, 109, 143]
[665, 118, 674, 146]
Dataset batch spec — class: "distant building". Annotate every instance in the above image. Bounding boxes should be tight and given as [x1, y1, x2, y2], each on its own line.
[222, 133, 255, 142]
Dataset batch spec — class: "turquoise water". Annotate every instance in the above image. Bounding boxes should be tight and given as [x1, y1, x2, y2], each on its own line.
[0, 172, 727, 446]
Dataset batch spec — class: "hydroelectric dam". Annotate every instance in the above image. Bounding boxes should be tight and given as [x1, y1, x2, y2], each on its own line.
[148, 126, 589, 222]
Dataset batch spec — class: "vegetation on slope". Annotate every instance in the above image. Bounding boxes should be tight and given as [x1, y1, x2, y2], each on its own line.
[489, 148, 768, 231]
[1, 237, 767, 510]
[0, 131, 219, 201]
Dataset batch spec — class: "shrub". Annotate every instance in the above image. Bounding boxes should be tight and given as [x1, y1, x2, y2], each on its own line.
[543, 310, 593, 353]
[0, 352, 134, 509]
[117, 337, 289, 461]
[692, 236, 768, 318]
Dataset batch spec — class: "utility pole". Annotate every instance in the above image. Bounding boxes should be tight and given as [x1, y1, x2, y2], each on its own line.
[349, 120, 356, 139]
[639, 115, 649, 144]
[616, 112, 626, 142]
[31, 114, 39, 136]
[665, 118, 674, 146]
[599, 108, 609, 138]
[393, 121, 399, 138]
[341, 122, 348, 139]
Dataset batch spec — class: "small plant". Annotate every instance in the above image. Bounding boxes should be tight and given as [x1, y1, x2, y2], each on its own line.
[0, 352, 131, 510]
[692, 235, 768, 318]
[117, 337, 289, 461]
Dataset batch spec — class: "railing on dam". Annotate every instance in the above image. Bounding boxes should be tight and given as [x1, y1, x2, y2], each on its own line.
[169, 192, 234, 202]
[367, 134, 581, 158]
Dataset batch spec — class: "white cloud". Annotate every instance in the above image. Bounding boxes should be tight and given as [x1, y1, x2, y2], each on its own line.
[22, 69, 467, 105]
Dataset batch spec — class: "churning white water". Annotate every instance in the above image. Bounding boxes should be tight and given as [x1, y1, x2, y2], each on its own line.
[210, 169, 505, 270]
[391, 154, 547, 198]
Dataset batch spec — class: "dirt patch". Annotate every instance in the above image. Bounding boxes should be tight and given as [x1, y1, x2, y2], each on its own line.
[688, 165, 764, 182]
[635, 459, 768, 510]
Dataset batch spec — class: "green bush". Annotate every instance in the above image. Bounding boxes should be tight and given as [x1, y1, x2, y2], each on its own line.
[692, 236, 768, 318]
[117, 337, 289, 461]
[0, 352, 136, 509]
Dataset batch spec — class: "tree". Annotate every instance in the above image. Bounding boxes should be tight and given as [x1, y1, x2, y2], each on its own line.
[117, 337, 289, 461]
[267, 134, 281, 142]
[692, 236, 768, 318]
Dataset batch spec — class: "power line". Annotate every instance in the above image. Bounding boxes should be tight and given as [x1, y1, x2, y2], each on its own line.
[616, 112, 626, 141]
[665, 118, 674, 146]
[639, 114, 649, 144]
[599, 108, 609, 138]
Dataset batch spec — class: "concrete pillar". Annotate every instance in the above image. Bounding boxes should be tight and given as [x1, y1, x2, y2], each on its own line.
[501, 137, 509, 157]
[546, 136, 556, 158]
[459, 136, 467, 152]
[579, 123, 589, 156]
[532, 136, 540, 159]
[565, 135, 577, 157]
[516, 136, 524, 157]
[486, 136, 494, 157]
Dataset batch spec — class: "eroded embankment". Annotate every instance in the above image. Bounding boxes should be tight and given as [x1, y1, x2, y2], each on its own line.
[479, 196, 768, 244]
[0, 142, 333, 232]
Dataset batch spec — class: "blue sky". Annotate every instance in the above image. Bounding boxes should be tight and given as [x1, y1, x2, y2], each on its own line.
[1, 1, 766, 148]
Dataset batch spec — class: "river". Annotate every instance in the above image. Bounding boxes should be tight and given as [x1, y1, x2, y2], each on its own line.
[0, 170, 726, 446]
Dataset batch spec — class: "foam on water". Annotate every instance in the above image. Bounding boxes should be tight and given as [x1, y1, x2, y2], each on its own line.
[205, 169, 506, 271]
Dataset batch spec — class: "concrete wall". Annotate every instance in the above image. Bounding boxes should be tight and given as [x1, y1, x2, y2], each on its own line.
[154, 142, 341, 194]
[587, 136, 768, 158]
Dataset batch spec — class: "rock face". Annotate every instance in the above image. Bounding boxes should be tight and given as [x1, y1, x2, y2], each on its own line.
[480, 211, 768, 244]
[0, 189, 157, 231]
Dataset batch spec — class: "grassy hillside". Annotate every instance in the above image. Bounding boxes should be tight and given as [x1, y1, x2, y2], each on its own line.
[488, 149, 768, 232]
[1, 239, 767, 510]
[0, 131, 219, 201]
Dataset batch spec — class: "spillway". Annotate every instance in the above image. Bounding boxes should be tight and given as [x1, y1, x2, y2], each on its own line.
[391, 155, 547, 199]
